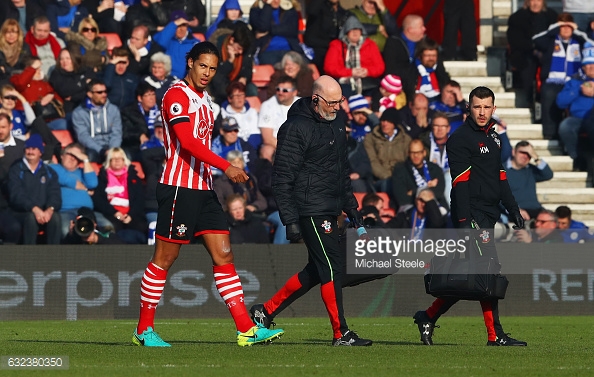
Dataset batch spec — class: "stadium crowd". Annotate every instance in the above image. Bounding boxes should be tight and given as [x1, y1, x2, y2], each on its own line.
[0, 0, 592, 245]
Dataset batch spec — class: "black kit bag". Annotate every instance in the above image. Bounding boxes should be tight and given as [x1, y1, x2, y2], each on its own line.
[424, 235, 509, 301]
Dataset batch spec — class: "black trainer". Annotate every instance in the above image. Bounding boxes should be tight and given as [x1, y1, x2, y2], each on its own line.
[249, 303, 274, 329]
[413, 310, 438, 345]
[487, 334, 527, 346]
[332, 330, 373, 346]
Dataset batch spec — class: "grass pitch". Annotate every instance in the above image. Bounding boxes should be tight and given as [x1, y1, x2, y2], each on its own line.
[2, 316, 592, 377]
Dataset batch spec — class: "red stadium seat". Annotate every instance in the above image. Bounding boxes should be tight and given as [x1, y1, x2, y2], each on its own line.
[354, 192, 366, 210]
[246, 96, 261, 112]
[131, 161, 145, 180]
[308, 63, 320, 80]
[51, 130, 74, 148]
[193, 33, 205, 42]
[99, 33, 122, 54]
[252, 64, 275, 88]
[91, 162, 102, 175]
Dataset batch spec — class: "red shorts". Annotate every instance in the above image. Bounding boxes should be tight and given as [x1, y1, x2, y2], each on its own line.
[155, 183, 229, 244]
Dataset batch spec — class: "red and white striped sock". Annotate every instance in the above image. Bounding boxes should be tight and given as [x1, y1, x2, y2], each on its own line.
[213, 263, 254, 333]
[136, 262, 167, 334]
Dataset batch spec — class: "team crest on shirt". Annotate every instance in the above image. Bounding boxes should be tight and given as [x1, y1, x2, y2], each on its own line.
[478, 142, 489, 154]
[479, 230, 490, 243]
[170, 102, 183, 116]
[176, 224, 188, 238]
[321, 220, 332, 234]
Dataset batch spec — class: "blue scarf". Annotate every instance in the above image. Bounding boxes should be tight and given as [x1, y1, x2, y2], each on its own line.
[547, 36, 582, 84]
[139, 102, 160, 135]
[10, 109, 27, 138]
[415, 59, 440, 98]
[410, 209, 426, 240]
[412, 159, 431, 188]
[429, 133, 449, 172]
[85, 97, 103, 111]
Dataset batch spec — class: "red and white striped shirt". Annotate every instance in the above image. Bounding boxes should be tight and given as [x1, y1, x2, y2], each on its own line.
[160, 80, 230, 190]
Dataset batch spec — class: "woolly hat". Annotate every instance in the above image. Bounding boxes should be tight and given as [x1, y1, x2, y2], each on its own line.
[379, 107, 399, 125]
[582, 42, 594, 66]
[25, 133, 44, 153]
[348, 94, 369, 112]
[381, 74, 403, 94]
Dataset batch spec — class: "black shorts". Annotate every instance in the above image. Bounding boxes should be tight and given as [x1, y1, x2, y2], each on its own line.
[155, 183, 229, 244]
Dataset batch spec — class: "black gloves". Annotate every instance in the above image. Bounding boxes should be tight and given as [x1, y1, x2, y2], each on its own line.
[286, 223, 302, 242]
[346, 209, 364, 229]
[510, 209, 525, 230]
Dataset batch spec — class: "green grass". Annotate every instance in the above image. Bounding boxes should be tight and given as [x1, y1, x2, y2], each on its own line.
[1, 317, 593, 377]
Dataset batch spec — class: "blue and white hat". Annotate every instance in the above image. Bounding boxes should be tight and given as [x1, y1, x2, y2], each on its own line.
[582, 42, 594, 66]
[348, 94, 369, 112]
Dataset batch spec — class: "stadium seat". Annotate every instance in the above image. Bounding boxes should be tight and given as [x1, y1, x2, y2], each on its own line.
[354, 192, 366, 210]
[193, 33, 205, 42]
[99, 33, 122, 54]
[51, 130, 74, 148]
[308, 63, 320, 80]
[252, 64, 275, 88]
[246, 96, 261, 112]
[91, 162, 102, 175]
[131, 161, 145, 180]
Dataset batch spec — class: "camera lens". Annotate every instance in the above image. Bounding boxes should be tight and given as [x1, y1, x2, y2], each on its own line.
[75, 216, 95, 237]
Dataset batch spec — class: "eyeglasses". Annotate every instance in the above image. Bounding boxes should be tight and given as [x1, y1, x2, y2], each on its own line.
[81, 27, 97, 33]
[276, 87, 295, 93]
[316, 94, 345, 107]
[409, 150, 425, 155]
[535, 219, 555, 224]
[92, 90, 107, 94]
[2, 95, 17, 101]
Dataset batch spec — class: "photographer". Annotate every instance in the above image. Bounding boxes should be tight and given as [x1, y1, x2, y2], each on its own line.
[63, 207, 123, 244]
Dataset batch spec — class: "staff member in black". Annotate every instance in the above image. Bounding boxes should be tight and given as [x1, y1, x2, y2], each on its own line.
[413, 86, 527, 346]
[249, 75, 372, 346]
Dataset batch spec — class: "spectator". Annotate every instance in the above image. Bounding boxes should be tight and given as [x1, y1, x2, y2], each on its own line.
[347, 0, 397, 52]
[414, 38, 451, 103]
[205, 0, 243, 40]
[391, 139, 448, 211]
[123, 0, 169, 38]
[211, 116, 258, 177]
[49, 48, 94, 118]
[249, 0, 301, 65]
[209, 21, 255, 103]
[140, 119, 164, 224]
[324, 15, 385, 98]
[383, 14, 426, 100]
[347, 94, 378, 142]
[346, 120, 374, 193]
[93, 147, 147, 244]
[85, 0, 128, 35]
[103, 47, 139, 108]
[563, 0, 594, 31]
[360, 192, 395, 228]
[515, 209, 564, 243]
[8, 134, 62, 244]
[363, 107, 412, 193]
[120, 81, 159, 161]
[506, 140, 554, 220]
[142, 52, 177, 107]
[0, 112, 23, 243]
[0, 18, 32, 84]
[161, 0, 207, 34]
[214, 149, 267, 213]
[49, 142, 113, 237]
[420, 113, 452, 202]
[64, 16, 107, 73]
[226, 194, 270, 244]
[0, 83, 61, 162]
[555, 205, 593, 242]
[24, 16, 66, 76]
[533, 13, 590, 140]
[125, 24, 163, 77]
[429, 80, 467, 132]
[556, 43, 594, 165]
[377, 74, 406, 113]
[62, 206, 124, 244]
[441, 0, 478, 61]
[393, 187, 446, 232]
[153, 10, 202, 79]
[10, 55, 68, 130]
[266, 51, 314, 99]
[220, 81, 261, 149]
[303, 0, 350, 75]
[396, 93, 431, 139]
[507, 0, 557, 108]
[72, 78, 123, 162]
[7, 0, 45, 33]
[258, 75, 299, 148]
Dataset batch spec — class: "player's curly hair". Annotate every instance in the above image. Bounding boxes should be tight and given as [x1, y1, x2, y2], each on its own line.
[186, 41, 220, 65]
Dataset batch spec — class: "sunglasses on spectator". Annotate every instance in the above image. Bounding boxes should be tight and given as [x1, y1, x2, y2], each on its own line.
[223, 129, 239, 133]
[2, 95, 17, 101]
[276, 87, 295, 93]
[82, 27, 97, 33]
